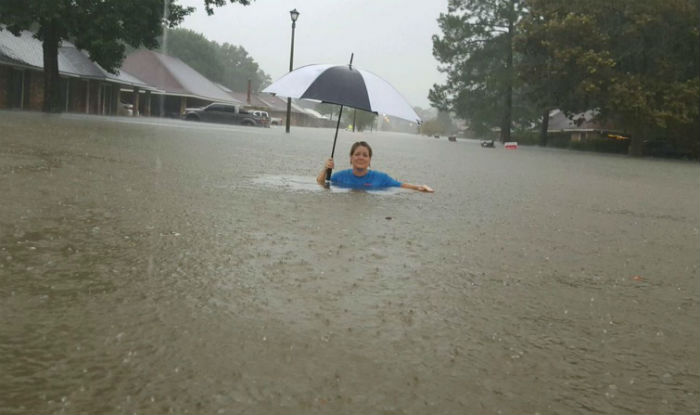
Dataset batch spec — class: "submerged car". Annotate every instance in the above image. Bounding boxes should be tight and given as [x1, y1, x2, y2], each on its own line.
[182, 103, 265, 127]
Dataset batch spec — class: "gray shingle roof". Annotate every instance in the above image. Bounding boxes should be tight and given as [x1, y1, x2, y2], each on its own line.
[0, 29, 44, 67]
[257, 93, 310, 113]
[122, 49, 240, 103]
[0, 27, 155, 90]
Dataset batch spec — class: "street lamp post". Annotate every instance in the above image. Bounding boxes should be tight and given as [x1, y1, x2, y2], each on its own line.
[285, 8, 300, 134]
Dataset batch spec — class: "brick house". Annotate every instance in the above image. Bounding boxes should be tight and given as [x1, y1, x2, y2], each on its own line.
[0, 28, 156, 115]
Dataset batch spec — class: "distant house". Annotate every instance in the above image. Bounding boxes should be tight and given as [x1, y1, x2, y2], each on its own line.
[0, 28, 156, 115]
[255, 93, 301, 126]
[121, 49, 241, 118]
[257, 94, 335, 128]
[547, 109, 628, 141]
[546, 109, 629, 152]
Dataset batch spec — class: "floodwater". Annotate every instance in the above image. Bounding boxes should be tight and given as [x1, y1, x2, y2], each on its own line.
[1, 111, 698, 414]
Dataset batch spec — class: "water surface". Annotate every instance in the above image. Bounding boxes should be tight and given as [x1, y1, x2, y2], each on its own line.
[1, 111, 698, 414]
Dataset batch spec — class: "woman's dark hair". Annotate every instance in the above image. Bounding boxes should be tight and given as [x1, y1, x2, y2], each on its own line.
[350, 141, 372, 157]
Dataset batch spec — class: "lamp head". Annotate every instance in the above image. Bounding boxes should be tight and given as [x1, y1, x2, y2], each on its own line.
[290, 9, 300, 22]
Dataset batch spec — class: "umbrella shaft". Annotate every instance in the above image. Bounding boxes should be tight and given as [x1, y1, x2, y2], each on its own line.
[326, 105, 344, 183]
[331, 105, 344, 159]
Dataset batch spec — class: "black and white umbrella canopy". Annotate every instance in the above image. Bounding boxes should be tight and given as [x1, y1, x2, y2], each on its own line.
[263, 63, 421, 124]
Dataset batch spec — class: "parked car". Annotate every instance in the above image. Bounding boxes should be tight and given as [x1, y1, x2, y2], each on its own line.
[118, 102, 133, 116]
[182, 103, 265, 127]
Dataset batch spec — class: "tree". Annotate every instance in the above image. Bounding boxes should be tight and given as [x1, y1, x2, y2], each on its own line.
[517, 0, 699, 156]
[348, 109, 376, 132]
[516, 2, 615, 146]
[164, 28, 270, 93]
[0, 0, 255, 113]
[420, 111, 454, 136]
[218, 43, 270, 92]
[431, 0, 525, 141]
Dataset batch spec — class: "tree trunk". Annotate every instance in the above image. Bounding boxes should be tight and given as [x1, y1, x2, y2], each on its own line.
[500, 0, 515, 142]
[41, 20, 63, 113]
[539, 109, 550, 146]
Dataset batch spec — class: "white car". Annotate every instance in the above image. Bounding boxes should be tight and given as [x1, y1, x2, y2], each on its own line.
[118, 102, 133, 116]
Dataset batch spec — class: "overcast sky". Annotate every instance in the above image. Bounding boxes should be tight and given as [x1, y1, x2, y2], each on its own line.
[177, 0, 447, 109]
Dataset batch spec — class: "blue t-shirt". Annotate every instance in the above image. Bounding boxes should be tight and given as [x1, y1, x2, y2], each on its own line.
[330, 169, 402, 189]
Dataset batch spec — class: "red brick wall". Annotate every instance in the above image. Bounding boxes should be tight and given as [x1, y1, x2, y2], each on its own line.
[27, 70, 44, 111]
[88, 80, 100, 114]
[68, 79, 88, 113]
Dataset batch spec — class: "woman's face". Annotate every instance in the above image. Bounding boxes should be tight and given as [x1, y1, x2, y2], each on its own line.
[350, 145, 371, 170]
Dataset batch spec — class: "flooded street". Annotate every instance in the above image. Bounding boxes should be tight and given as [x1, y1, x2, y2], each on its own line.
[1, 111, 699, 414]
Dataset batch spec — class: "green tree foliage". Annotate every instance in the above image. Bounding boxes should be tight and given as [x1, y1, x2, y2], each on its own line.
[431, 0, 525, 140]
[0, 0, 194, 112]
[219, 43, 271, 92]
[355, 109, 377, 132]
[341, 108, 376, 132]
[164, 28, 270, 93]
[202, 0, 254, 15]
[420, 111, 454, 136]
[517, 0, 700, 156]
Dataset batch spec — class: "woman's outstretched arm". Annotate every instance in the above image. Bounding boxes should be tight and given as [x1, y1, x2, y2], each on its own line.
[400, 183, 434, 193]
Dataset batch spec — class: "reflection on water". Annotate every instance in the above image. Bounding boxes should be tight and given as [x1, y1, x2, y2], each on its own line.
[1, 112, 699, 414]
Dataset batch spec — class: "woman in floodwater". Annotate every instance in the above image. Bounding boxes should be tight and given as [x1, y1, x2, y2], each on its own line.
[317, 141, 434, 192]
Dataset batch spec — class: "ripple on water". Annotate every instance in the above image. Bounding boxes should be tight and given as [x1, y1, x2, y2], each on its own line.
[250, 174, 404, 195]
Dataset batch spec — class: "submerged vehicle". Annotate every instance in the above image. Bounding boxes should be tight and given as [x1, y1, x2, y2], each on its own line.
[182, 103, 266, 127]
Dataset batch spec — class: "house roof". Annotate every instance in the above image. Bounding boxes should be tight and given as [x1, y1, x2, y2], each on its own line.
[59, 43, 108, 78]
[303, 108, 330, 119]
[257, 93, 289, 111]
[0, 28, 156, 90]
[0, 29, 45, 68]
[122, 49, 240, 103]
[548, 109, 603, 131]
[258, 93, 311, 114]
[222, 89, 312, 114]
[228, 91, 270, 108]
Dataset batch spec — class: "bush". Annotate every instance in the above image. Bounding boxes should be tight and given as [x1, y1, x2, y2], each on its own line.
[513, 130, 540, 145]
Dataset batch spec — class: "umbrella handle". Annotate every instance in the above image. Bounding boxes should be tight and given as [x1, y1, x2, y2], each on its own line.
[325, 104, 343, 183]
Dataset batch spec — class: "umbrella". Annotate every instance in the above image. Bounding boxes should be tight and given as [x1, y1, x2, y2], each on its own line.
[262, 54, 421, 181]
